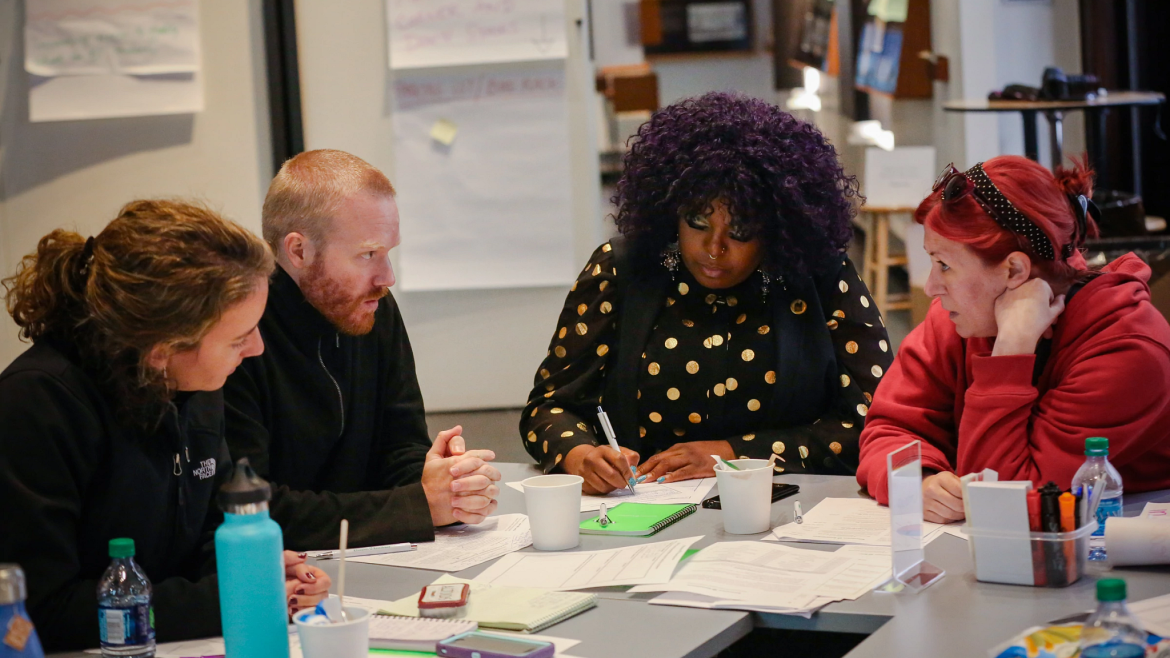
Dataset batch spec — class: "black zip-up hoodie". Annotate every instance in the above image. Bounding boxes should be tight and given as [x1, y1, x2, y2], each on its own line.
[0, 338, 232, 650]
[222, 266, 435, 550]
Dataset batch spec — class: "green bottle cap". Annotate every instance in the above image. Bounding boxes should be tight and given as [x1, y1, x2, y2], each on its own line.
[1085, 437, 1109, 456]
[1097, 578, 1127, 602]
[108, 538, 135, 559]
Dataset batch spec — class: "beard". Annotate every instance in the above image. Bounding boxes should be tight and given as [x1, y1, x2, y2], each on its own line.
[299, 259, 388, 336]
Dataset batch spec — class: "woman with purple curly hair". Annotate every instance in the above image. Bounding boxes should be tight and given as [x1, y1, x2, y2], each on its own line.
[520, 92, 892, 493]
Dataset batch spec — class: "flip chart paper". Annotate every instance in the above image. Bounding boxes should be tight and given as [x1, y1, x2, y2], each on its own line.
[25, 0, 200, 77]
[387, 0, 567, 70]
[393, 67, 575, 291]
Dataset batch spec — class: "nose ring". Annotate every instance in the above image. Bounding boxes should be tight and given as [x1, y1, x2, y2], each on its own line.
[708, 254, 717, 260]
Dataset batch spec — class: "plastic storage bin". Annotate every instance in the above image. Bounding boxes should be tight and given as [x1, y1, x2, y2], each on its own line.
[965, 521, 1097, 587]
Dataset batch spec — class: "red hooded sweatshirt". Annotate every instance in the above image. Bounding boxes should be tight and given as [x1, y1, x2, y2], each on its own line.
[858, 253, 1170, 504]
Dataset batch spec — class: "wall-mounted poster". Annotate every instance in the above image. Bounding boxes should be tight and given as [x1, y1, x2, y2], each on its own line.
[643, 0, 753, 55]
[855, 20, 902, 95]
[392, 67, 576, 291]
[386, 0, 568, 69]
[24, 0, 203, 122]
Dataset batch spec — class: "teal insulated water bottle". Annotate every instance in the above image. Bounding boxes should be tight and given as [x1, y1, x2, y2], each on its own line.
[215, 459, 289, 658]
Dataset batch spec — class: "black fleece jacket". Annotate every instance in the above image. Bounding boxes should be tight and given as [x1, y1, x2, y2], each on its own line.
[222, 266, 435, 550]
[0, 339, 232, 650]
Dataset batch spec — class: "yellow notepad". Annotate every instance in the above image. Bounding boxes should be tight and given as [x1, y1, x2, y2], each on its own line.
[379, 575, 596, 634]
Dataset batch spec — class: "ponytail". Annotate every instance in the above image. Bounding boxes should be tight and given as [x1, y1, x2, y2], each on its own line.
[4, 201, 274, 428]
[3, 229, 91, 342]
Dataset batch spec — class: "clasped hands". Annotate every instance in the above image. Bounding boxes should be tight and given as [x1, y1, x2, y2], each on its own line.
[564, 440, 734, 495]
[422, 425, 501, 525]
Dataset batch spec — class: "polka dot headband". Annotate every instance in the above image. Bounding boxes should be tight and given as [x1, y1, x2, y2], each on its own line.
[934, 162, 1065, 261]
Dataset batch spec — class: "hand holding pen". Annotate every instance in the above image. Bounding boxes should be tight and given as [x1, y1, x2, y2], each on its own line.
[561, 412, 641, 495]
[597, 406, 639, 495]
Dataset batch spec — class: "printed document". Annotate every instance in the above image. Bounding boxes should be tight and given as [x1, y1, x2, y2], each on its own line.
[473, 536, 701, 590]
[766, 497, 945, 546]
[351, 513, 531, 572]
[633, 542, 893, 616]
[507, 478, 716, 512]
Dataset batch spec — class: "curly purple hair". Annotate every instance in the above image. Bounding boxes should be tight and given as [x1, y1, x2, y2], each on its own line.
[614, 92, 859, 279]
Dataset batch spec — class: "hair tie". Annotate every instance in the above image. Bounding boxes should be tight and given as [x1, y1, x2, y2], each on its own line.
[1062, 193, 1098, 259]
[78, 236, 96, 277]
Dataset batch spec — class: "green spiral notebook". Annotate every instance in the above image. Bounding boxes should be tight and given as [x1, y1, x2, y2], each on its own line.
[579, 503, 698, 536]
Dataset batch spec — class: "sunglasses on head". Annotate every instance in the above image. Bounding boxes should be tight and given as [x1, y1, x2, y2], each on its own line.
[930, 162, 1063, 261]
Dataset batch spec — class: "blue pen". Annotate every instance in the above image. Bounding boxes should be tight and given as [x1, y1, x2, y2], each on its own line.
[597, 406, 637, 494]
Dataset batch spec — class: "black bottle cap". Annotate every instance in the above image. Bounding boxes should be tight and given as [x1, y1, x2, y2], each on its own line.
[217, 458, 272, 509]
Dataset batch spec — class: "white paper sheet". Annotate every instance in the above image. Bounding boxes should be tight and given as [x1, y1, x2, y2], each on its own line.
[473, 536, 701, 590]
[633, 542, 892, 616]
[765, 497, 944, 546]
[350, 513, 531, 572]
[1141, 502, 1170, 519]
[1130, 593, 1170, 638]
[392, 67, 575, 291]
[25, 0, 200, 77]
[387, 0, 567, 69]
[649, 591, 820, 618]
[25, 0, 203, 122]
[506, 478, 716, 513]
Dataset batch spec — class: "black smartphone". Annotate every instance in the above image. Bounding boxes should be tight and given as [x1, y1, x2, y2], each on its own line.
[702, 483, 799, 509]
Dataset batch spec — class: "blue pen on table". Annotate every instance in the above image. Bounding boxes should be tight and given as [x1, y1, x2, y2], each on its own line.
[597, 406, 637, 494]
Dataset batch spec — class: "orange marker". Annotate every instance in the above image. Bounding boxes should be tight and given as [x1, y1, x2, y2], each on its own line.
[1059, 492, 1076, 532]
[1059, 492, 1078, 583]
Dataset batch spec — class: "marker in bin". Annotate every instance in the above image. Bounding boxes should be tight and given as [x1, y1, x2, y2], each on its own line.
[596, 406, 637, 494]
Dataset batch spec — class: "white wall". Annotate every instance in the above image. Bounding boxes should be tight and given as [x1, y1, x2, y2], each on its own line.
[293, 0, 603, 412]
[0, 0, 274, 369]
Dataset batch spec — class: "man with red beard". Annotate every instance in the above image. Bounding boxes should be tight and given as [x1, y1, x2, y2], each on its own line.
[223, 150, 501, 550]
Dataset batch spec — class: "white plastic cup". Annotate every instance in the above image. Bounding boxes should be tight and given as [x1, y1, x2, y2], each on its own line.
[522, 474, 584, 550]
[294, 606, 370, 658]
[715, 459, 774, 534]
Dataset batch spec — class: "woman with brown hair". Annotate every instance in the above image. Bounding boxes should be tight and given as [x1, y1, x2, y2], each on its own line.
[0, 201, 331, 651]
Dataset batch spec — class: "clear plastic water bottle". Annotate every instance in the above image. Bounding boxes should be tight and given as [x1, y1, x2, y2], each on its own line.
[1071, 436, 1123, 561]
[0, 565, 45, 658]
[1080, 578, 1147, 658]
[96, 538, 155, 657]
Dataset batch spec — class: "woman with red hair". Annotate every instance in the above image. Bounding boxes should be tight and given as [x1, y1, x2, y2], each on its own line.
[857, 155, 1170, 523]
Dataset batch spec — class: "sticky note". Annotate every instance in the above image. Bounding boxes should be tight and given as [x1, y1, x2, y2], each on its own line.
[429, 118, 458, 146]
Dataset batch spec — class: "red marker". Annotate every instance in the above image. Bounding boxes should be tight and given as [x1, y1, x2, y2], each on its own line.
[1027, 490, 1042, 532]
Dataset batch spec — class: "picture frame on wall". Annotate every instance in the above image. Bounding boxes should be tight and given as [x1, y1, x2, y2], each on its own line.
[643, 0, 754, 55]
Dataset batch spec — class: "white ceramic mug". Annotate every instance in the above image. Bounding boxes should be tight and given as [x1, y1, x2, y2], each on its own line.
[294, 606, 370, 658]
[714, 459, 774, 534]
[522, 474, 584, 550]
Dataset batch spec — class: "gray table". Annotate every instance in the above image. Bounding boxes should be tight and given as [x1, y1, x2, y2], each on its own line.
[52, 463, 1170, 657]
[313, 464, 1170, 658]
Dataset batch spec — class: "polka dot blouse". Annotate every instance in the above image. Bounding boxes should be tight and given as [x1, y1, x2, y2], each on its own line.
[521, 242, 893, 475]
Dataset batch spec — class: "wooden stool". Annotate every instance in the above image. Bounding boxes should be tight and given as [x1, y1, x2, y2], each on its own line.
[856, 207, 914, 315]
